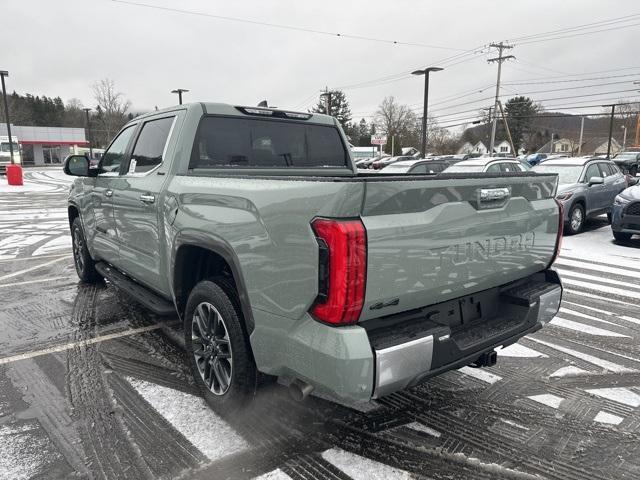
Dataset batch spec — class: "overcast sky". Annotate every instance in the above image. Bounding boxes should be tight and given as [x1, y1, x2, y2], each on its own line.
[2, 0, 639, 128]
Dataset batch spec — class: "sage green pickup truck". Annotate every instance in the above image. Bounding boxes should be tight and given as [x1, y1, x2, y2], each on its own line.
[64, 103, 563, 414]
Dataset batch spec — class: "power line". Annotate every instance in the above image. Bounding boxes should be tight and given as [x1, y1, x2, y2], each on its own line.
[110, 0, 468, 51]
[504, 71, 640, 85]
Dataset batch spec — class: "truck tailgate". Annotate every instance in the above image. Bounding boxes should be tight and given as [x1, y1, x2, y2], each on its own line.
[359, 173, 559, 321]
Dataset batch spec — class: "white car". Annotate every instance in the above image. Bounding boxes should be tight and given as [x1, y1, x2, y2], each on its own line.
[0, 136, 21, 173]
[443, 157, 529, 173]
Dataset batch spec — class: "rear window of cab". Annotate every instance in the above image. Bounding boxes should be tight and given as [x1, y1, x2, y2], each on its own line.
[189, 116, 348, 169]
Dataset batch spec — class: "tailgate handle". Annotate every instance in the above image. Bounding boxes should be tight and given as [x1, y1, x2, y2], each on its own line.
[477, 187, 511, 209]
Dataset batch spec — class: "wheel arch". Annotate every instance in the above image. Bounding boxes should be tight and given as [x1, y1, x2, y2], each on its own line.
[171, 232, 255, 333]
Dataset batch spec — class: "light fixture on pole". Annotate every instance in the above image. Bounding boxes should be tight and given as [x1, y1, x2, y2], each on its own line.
[411, 67, 443, 158]
[82, 108, 93, 160]
[171, 88, 189, 105]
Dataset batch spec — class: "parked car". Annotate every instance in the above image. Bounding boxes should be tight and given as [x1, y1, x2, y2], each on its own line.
[532, 157, 626, 234]
[526, 153, 547, 166]
[612, 151, 640, 176]
[611, 184, 640, 242]
[442, 157, 530, 173]
[63, 102, 562, 414]
[379, 158, 460, 174]
[358, 155, 387, 169]
[371, 155, 412, 170]
[355, 157, 372, 169]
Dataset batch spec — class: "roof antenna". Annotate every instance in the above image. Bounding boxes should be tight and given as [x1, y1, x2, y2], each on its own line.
[257, 100, 268, 107]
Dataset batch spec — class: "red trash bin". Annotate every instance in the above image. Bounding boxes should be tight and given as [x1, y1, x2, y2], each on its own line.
[6, 163, 23, 186]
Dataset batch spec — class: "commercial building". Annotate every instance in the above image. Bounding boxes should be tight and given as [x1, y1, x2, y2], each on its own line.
[0, 123, 88, 166]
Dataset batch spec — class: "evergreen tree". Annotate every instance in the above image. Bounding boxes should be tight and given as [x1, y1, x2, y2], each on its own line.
[310, 90, 353, 132]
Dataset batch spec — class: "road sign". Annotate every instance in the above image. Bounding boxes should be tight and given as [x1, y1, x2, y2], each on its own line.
[371, 134, 387, 146]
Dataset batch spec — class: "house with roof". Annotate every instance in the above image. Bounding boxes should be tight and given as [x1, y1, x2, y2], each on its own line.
[537, 137, 621, 156]
[458, 141, 488, 155]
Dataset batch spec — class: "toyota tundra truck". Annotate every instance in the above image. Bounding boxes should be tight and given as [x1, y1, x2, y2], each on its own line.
[63, 103, 563, 414]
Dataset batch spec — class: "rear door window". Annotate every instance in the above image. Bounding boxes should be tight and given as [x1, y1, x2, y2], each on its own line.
[128, 116, 175, 174]
[190, 116, 347, 169]
[486, 163, 502, 173]
[500, 162, 519, 172]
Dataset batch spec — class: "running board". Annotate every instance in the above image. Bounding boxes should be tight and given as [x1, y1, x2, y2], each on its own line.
[95, 262, 176, 316]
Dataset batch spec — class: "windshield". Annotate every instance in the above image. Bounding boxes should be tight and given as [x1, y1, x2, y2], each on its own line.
[532, 164, 583, 184]
[0, 142, 19, 153]
[615, 153, 637, 160]
[444, 164, 484, 173]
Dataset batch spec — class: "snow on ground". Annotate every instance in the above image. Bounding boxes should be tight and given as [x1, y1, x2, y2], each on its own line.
[0, 422, 65, 480]
[459, 366, 502, 384]
[528, 394, 564, 409]
[126, 377, 249, 461]
[593, 411, 624, 426]
[253, 469, 293, 480]
[321, 448, 414, 480]
[550, 366, 590, 377]
[549, 317, 629, 337]
[32, 235, 71, 256]
[530, 338, 636, 373]
[496, 343, 547, 358]
[585, 387, 640, 407]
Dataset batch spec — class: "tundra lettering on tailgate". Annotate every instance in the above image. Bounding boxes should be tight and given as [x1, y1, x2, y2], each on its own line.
[428, 232, 536, 268]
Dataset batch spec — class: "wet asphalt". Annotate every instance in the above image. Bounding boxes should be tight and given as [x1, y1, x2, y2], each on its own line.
[1, 169, 640, 480]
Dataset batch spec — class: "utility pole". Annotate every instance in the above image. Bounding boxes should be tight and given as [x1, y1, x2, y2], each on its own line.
[577, 116, 585, 156]
[605, 104, 616, 159]
[549, 132, 554, 154]
[485, 106, 493, 151]
[498, 101, 516, 155]
[171, 88, 189, 105]
[320, 87, 333, 116]
[487, 42, 515, 156]
[622, 125, 627, 150]
[82, 108, 93, 159]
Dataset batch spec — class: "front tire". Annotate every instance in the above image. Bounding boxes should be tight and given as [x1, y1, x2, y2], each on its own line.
[184, 279, 257, 415]
[71, 217, 100, 282]
[566, 204, 585, 235]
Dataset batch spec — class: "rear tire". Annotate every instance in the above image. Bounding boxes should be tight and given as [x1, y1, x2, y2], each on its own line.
[71, 217, 100, 283]
[184, 279, 257, 416]
[566, 204, 585, 235]
[613, 231, 632, 242]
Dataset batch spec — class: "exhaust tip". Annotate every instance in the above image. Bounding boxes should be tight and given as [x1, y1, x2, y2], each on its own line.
[289, 378, 314, 402]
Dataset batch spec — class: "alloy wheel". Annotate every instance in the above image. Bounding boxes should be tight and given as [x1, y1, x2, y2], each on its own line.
[570, 207, 583, 232]
[73, 228, 85, 273]
[191, 302, 233, 395]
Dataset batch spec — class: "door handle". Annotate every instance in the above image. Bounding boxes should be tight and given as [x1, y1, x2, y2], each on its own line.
[105, 190, 113, 197]
[140, 194, 156, 204]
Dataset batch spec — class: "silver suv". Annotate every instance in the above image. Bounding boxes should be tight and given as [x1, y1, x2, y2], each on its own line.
[532, 157, 626, 234]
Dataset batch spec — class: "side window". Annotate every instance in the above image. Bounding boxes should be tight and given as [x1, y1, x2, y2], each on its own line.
[500, 163, 518, 172]
[100, 126, 135, 174]
[597, 163, 610, 178]
[584, 164, 600, 182]
[409, 164, 427, 174]
[129, 116, 175, 174]
[486, 163, 501, 173]
[609, 163, 621, 175]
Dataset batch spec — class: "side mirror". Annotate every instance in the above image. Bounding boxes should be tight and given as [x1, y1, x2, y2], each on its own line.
[588, 176, 604, 186]
[63, 154, 92, 177]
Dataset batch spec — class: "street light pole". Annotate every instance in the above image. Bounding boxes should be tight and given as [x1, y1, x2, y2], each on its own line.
[171, 88, 189, 105]
[412, 66, 443, 158]
[0, 70, 15, 165]
[82, 108, 93, 159]
[621, 125, 627, 150]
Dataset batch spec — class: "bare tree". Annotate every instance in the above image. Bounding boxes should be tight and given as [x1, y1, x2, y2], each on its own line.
[374, 96, 420, 153]
[92, 78, 131, 142]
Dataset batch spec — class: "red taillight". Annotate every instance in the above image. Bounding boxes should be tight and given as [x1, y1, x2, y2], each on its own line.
[548, 199, 564, 267]
[310, 218, 367, 326]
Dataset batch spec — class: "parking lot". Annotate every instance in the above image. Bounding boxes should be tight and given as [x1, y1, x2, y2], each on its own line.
[1, 169, 640, 480]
